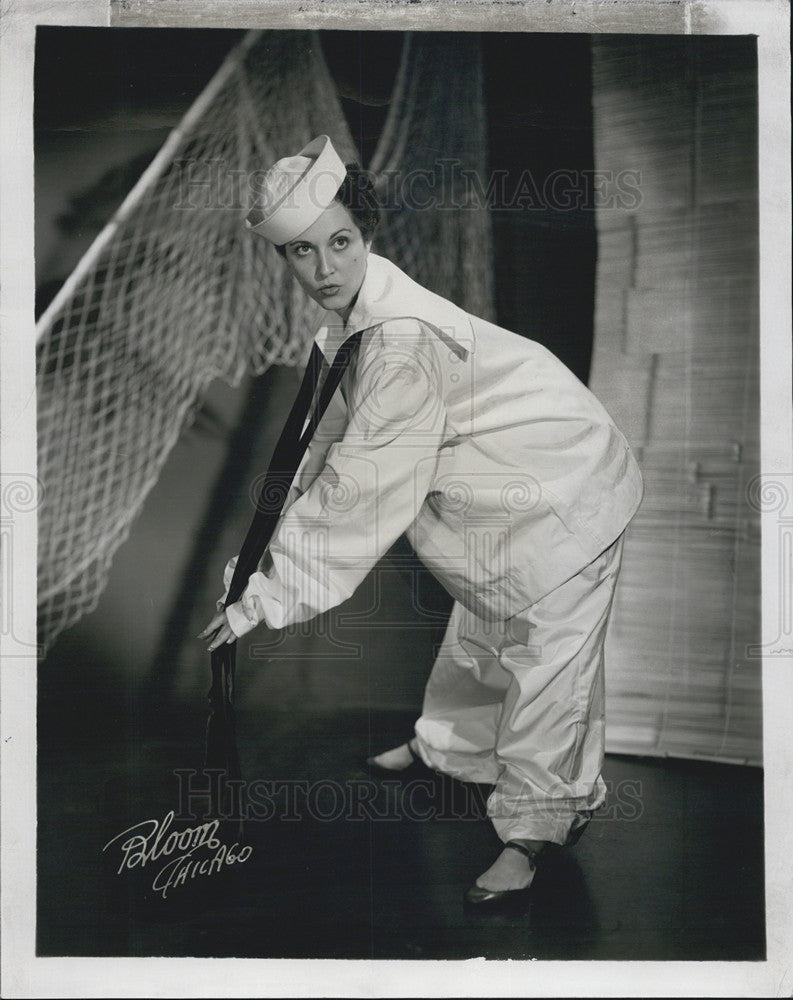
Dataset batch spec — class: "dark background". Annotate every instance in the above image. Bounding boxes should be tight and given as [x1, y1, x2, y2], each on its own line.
[35, 26, 597, 380]
[35, 26, 599, 712]
[34, 28, 764, 961]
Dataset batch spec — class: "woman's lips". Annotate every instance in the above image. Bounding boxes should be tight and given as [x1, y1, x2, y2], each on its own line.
[319, 285, 340, 296]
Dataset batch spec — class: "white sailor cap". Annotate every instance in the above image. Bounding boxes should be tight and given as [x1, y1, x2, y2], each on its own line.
[245, 134, 347, 244]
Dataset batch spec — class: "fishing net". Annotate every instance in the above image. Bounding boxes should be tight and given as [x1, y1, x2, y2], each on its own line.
[36, 29, 494, 654]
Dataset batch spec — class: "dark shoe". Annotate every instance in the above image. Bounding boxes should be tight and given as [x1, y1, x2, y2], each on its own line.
[463, 841, 541, 910]
[360, 741, 436, 781]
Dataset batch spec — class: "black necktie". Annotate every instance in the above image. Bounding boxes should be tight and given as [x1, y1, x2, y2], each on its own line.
[205, 329, 364, 823]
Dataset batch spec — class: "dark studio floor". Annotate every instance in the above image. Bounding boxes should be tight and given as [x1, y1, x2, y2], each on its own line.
[37, 671, 765, 962]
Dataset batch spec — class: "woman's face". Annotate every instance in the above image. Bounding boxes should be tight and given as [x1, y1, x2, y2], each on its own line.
[282, 201, 371, 322]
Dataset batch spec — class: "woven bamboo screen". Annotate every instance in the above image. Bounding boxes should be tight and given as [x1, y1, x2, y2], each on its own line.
[589, 37, 761, 765]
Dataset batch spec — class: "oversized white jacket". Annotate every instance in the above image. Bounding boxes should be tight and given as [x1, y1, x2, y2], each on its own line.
[222, 253, 643, 635]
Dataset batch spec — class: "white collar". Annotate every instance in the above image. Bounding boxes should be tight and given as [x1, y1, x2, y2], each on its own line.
[313, 253, 471, 362]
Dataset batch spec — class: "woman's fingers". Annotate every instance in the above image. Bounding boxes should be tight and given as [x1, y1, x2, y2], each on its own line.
[197, 611, 226, 639]
[207, 625, 227, 653]
[207, 611, 237, 653]
[198, 611, 238, 649]
[207, 623, 235, 651]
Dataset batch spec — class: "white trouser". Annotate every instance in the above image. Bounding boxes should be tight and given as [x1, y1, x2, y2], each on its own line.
[414, 533, 625, 845]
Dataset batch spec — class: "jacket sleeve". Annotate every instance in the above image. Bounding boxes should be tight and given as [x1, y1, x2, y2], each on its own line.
[223, 319, 447, 635]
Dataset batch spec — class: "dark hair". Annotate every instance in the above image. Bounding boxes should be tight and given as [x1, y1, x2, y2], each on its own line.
[274, 162, 381, 256]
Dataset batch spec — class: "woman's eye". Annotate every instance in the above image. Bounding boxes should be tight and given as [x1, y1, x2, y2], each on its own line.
[333, 237, 349, 250]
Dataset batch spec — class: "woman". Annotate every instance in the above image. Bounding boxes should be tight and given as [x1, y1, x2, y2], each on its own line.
[200, 135, 643, 907]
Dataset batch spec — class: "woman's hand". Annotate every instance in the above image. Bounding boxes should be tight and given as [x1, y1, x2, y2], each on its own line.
[197, 610, 236, 652]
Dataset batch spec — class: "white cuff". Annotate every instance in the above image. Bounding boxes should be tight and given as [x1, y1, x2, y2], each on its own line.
[225, 599, 258, 638]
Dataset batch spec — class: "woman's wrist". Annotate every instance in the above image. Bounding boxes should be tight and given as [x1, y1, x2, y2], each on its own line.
[225, 600, 258, 638]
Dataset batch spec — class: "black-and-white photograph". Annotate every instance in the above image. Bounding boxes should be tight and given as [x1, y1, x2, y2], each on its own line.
[2, 0, 791, 995]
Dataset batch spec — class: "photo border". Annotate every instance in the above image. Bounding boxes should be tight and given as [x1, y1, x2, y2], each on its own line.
[1, 0, 790, 995]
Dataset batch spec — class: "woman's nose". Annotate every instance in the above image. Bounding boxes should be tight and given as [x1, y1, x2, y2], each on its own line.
[315, 251, 333, 279]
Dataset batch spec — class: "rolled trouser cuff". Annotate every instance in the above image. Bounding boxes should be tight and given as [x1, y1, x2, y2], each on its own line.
[487, 775, 607, 845]
[413, 726, 502, 784]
